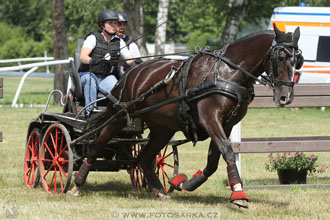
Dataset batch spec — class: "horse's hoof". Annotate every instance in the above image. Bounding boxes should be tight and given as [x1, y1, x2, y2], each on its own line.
[66, 186, 80, 197]
[230, 191, 249, 209]
[168, 173, 188, 191]
[153, 188, 171, 200]
[232, 199, 248, 209]
[156, 192, 171, 201]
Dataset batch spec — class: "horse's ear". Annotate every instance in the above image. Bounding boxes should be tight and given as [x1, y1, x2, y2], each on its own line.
[293, 26, 300, 43]
[273, 23, 285, 42]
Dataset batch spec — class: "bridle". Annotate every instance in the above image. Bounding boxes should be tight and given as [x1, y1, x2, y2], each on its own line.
[264, 40, 301, 88]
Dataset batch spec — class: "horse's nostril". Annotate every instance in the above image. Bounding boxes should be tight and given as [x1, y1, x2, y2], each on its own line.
[280, 96, 287, 103]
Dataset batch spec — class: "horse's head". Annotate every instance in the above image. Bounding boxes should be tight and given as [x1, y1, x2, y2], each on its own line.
[266, 24, 304, 107]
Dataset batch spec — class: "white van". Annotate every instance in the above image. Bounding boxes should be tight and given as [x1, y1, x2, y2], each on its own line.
[269, 6, 330, 83]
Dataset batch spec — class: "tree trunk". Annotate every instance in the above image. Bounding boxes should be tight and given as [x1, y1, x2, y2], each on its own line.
[154, 0, 169, 55]
[123, 0, 148, 56]
[52, 0, 69, 104]
[219, 0, 249, 48]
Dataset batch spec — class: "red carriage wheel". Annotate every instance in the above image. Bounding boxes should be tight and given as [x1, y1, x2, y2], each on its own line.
[24, 128, 42, 188]
[129, 135, 145, 190]
[39, 124, 73, 194]
[130, 135, 179, 192]
[155, 144, 179, 193]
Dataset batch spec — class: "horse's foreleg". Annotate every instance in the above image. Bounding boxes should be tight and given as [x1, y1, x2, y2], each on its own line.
[208, 126, 248, 208]
[169, 141, 221, 191]
[196, 105, 248, 208]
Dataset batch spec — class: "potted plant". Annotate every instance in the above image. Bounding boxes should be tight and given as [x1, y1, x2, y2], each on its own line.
[265, 152, 328, 184]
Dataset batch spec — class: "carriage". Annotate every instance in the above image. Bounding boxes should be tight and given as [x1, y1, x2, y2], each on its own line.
[23, 56, 188, 194]
[23, 25, 302, 208]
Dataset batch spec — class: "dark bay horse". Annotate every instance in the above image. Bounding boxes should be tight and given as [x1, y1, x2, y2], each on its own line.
[68, 25, 303, 208]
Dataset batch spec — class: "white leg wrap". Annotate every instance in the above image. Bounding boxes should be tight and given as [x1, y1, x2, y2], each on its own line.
[233, 183, 242, 191]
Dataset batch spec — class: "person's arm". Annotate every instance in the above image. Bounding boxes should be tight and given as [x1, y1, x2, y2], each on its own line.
[119, 38, 134, 66]
[80, 47, 92, 64]
[80, 35, 96, 65]
[129, 43, 143, 64]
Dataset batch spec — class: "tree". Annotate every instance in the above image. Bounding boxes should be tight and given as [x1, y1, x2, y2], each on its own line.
[219, 0, 249, 48]
[154, 0, 169, 55]
[52, 0, 69, 104]
[123, 0, 148, 56]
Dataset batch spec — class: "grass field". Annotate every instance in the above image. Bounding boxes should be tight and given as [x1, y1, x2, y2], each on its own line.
[0, 76, 330, 219]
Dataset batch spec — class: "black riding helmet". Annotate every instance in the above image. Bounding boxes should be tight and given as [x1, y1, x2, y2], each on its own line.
[97, 9, 118, 27]
[117, 11, 129, 22]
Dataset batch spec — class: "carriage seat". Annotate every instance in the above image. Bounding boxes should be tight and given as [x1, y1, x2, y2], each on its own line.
[69, 52, 107, 108]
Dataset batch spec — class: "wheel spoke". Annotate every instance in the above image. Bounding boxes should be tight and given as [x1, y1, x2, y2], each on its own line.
[58, 144, 68, 158]
[162, 151, 173, 160]
[161, 165, 169, 179]
[54, 166, 57, 194]
[56, 161, 68, 178]
[55, 128, 58, 157]
[28, 143, 33, 153]
[50, 132, 57, 156]
[25, 158, 32, 163]
[26, 166, 32, 176]
[47, 167, 56, 192]
[162, 169, 167, 191]
[44, 142, 55, 159]
[33, 140, 39, 155]
[163, 162, 174, 169]
[42, 163, 54, 179]
[162, 145, 168, 157]
[135, 168, 140, 187]
[59, 132, 65, 156]
[59, 169, 64, 191]
[30, 163, 36, 187]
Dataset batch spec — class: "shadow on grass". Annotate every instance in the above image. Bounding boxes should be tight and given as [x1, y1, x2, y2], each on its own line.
[82, 181, 155, 200]
[79, 180, 290, 209]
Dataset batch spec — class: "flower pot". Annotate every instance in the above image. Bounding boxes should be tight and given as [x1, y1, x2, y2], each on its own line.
[277, 169, 307, 184]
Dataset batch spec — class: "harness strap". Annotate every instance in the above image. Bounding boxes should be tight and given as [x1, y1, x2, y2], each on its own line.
[130, 94, 186, 117]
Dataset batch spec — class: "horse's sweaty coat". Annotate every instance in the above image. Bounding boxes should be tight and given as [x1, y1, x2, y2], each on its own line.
[68, 24, 303, 208]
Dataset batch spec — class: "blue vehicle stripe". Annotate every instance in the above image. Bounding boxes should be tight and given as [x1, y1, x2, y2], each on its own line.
[273, 11, 330, 16]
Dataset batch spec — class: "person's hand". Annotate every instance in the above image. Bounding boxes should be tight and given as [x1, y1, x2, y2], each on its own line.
[90, 58, 101, 66]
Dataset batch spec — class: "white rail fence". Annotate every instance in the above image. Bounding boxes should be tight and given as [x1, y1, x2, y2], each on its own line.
[1, 57, 330, 175]
[0, 51, 53, 73]
[0, 58, 73, 107]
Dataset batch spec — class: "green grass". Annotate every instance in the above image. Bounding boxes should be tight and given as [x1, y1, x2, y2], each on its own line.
[0, 76, 330, 219]
[0, 76, 54, 105]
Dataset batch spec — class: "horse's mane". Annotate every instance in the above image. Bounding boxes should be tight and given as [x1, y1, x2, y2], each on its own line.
[231, 30, 274, 46]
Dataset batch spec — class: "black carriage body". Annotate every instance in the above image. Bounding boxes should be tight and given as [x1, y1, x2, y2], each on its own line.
[27, 111, 144, 171]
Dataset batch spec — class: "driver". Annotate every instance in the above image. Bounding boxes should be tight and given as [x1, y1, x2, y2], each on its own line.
[79, 9, 134, 117]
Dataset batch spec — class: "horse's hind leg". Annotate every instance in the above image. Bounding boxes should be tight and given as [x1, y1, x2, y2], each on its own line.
[67, 121, 126, 196]
[138, 126, 175, 199]
[169, 141, 221, 191]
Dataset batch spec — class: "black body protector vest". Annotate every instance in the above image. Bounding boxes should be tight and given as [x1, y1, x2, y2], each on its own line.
[79, 31, 120, 76]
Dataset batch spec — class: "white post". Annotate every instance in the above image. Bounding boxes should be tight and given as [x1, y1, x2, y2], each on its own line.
[321, 76, 330, 112]
[18, 61, 22, 72]
[11, 66, 38, 107]
[44, 51, 50, 74]
[230, 122, 242, 176]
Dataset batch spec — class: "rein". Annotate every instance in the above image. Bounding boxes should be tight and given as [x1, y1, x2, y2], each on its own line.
[84, 38, 299, 139]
